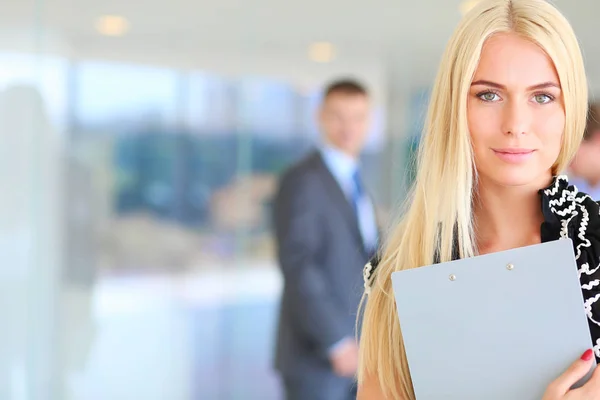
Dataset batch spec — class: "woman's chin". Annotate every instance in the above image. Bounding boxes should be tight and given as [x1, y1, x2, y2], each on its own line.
[478, 168, 553, 189]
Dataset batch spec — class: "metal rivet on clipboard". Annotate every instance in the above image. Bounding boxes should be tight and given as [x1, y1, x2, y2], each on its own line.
[449, 274, 457, 281]
[506, 263, 515, 271]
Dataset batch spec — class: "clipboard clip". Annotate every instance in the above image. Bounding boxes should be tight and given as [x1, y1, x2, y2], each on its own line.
[449, 263, 515, 281]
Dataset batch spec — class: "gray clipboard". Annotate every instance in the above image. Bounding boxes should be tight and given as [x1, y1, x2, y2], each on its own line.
[391, 238, 596, 400]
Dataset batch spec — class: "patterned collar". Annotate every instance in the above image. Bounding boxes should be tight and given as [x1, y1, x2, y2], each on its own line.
[540, 175, 596, 260]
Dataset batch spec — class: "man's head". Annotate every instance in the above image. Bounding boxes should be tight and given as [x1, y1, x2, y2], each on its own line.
[318, 79, 371, 158]
[570, 103, 600, 182]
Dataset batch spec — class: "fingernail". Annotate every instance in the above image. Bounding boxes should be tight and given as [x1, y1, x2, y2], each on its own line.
[581, 349, 594, 361]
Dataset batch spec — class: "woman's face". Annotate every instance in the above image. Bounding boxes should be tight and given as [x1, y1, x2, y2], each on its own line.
[467, 32, 565, 188]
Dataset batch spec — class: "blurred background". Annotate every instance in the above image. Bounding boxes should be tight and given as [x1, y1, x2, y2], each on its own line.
[0, 0, 597, 399]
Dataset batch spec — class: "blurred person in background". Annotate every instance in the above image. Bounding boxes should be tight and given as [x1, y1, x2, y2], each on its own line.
[272, 79, 379, 400]
[0, 85, 61, 398]
[568, 102, 600, 199]
[0, 85, 95, 400]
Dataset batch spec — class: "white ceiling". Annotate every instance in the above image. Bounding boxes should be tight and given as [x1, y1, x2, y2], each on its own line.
[1, 0, 599, 89]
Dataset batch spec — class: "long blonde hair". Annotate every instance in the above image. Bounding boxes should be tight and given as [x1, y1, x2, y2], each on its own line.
[357, 0, 588, 398]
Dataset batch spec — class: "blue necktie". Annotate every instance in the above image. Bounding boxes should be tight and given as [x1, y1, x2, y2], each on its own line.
[351, 169, 363, 219]
[352, 169, 378, 254]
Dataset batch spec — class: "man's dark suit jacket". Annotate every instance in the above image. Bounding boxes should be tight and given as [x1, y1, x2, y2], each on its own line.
[272, 150, 377, 398]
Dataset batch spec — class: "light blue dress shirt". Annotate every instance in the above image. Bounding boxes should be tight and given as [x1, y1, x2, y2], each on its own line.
[319, 144, 379, 253]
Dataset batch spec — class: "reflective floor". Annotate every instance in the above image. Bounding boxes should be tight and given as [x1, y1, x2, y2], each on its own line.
[64, 267, 283, 400]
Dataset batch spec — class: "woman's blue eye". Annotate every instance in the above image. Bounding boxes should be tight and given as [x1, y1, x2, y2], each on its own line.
[534, 94, 553, 104]
[479, 92, 500, 102]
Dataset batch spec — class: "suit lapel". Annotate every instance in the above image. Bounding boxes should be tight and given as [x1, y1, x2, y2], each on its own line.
[310, 152, 366, 254]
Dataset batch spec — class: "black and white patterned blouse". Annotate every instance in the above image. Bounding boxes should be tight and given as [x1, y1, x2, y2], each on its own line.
[363, 175, 600, 362]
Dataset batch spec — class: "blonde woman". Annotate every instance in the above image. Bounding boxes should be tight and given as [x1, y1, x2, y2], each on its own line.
[358, 0, 600, 399]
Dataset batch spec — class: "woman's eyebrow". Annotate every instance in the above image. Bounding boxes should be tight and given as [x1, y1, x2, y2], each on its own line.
[471, 80, 561, 91]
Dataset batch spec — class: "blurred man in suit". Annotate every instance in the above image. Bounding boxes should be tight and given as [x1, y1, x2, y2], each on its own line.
[569, 102, 600, 199]
[273, 79, 379, 400]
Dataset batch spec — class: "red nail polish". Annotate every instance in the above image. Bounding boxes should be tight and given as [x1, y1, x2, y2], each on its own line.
[581, 349, 593, 361]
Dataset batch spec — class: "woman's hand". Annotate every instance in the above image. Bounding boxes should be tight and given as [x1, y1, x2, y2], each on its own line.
[542, 349, 600, 399]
